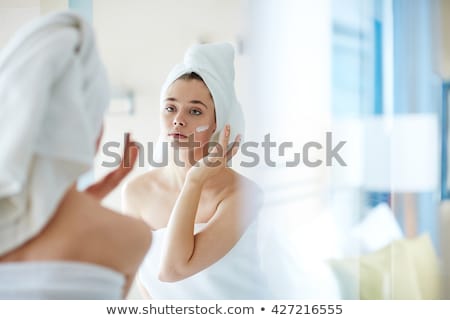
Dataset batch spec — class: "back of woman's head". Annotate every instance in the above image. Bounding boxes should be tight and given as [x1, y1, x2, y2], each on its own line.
[0, 11, 109, 256]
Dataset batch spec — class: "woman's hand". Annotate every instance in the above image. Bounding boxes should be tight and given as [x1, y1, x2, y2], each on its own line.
[186, 124, 241, 185]
[85, 133, 139, 201]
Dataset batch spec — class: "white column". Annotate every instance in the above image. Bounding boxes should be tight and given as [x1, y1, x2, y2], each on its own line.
[250, 0, 339, 298]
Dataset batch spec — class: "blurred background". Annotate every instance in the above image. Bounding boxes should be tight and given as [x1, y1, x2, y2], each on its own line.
[1, 0, 449, 299]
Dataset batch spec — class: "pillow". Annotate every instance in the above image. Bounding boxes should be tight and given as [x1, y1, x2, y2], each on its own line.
[329, 234, 441, 299]
[348, 203, 403, 254]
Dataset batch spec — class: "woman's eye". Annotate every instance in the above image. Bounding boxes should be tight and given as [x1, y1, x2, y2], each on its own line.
[190, 109, 202, 115]
[165, 106, 175, 112]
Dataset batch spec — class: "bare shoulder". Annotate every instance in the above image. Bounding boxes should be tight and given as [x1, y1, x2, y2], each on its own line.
[78, 195, 152, 274]
[100, 207, 151, 254]
[85, 205, 152, 297]
[122, 169, 165, 216]
[226, 169, 264, 207]
[215, 169, 264, 224]
[4, 188, 152, 276]
[123, 169, 164, 195]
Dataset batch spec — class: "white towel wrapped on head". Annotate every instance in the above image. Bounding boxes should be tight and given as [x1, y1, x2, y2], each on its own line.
[0, 11, 109, 256]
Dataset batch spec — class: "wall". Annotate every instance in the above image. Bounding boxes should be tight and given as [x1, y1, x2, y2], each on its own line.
[0, 0, 68, 49]
[0, 0, 39, 47]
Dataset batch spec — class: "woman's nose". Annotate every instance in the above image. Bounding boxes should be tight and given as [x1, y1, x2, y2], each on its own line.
[173, 115, 186, 127]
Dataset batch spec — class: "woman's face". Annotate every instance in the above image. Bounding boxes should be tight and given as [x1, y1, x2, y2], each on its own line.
[161, 79, 216, 146]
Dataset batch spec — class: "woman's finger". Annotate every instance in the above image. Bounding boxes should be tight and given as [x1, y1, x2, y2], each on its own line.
[123, 133, 137, 168]
[125, 145, 139, 169]
[218, 124, 230, 158]
[226, 134, 241, 161]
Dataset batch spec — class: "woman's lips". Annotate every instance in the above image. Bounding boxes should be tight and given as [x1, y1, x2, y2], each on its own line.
[168, 133, 188, 139]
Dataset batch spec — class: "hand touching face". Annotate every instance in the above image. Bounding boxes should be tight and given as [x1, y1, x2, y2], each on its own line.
[186, 124, 241, 184]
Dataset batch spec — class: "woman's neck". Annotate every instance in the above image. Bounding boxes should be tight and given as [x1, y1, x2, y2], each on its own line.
[165, 164, 189, 190]
[166, 146, 204, 189]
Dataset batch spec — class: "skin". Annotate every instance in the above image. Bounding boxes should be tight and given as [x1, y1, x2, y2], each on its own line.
[123, 79, 263, 288]
[0, 131, 151, 298]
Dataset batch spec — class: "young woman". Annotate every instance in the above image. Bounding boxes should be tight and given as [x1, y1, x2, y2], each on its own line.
[123, 43, 266, 299]
[0, 12, 150, 299]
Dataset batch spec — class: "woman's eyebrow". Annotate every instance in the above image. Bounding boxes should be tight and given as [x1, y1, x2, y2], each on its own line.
[189, 100, 208, 109]
[164, 97, 208, 109]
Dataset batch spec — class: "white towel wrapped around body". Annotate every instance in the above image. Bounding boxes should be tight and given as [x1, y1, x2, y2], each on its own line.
[0, 11, 109, 256]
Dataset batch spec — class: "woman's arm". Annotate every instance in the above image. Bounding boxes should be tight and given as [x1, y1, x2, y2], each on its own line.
[158, 177, 202, 281]
[158, 184, 259, 282]
[158, 125, 261, 282]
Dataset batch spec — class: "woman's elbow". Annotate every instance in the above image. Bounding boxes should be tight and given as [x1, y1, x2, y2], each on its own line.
[158, 253, 194, 282]
[158, 268, 185, 282]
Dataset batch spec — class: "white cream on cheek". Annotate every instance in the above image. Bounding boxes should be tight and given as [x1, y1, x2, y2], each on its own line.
[195, 125, 210, 133]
